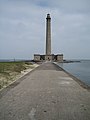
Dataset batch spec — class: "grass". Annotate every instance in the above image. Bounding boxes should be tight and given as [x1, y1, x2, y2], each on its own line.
[0, 61, 34, 89]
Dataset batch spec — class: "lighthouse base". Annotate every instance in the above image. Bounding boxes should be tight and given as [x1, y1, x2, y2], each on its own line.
[34, 54, 63, 62]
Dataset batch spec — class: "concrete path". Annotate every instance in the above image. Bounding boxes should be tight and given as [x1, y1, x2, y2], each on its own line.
[0, 62, 90, 120]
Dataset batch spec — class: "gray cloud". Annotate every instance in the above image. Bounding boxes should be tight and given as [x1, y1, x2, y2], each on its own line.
[0, 0, 90, 59]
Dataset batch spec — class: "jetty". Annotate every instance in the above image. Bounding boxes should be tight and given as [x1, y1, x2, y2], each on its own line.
[0, 62, 90, 120]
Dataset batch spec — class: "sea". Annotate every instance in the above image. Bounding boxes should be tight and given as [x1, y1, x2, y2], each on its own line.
[56, 60, 90, 86]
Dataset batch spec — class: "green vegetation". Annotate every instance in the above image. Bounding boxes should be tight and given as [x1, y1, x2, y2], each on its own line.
[0, 61, 34, 89]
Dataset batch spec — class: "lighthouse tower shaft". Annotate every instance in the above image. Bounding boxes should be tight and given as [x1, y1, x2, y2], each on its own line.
[46, 14, 51, 55]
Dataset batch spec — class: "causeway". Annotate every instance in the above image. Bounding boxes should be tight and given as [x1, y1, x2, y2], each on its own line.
[0, 62, 90, 120]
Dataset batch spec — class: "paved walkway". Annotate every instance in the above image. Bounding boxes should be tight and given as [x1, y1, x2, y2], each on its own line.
[0, 62, 90, 120]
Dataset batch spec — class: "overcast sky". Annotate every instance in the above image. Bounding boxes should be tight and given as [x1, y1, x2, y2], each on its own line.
[0, 0, 90, 60]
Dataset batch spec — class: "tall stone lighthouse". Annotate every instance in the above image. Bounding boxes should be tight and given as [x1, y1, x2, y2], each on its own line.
[34, 14, 63, 62]
[46, 14, 51, 55]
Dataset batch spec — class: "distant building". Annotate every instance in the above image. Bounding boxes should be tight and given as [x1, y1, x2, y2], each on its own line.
[34, 14, 63, 62]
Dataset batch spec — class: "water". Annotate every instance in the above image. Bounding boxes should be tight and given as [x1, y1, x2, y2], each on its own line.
[57, 60, 90, 86]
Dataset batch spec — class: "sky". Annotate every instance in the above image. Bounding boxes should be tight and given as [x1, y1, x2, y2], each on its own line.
[0, 0, 90, 60]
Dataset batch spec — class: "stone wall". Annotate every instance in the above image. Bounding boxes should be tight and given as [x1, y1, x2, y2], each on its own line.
[34, 54, 63, 62]
[57, 54, 63, 62]
[45, 55, 52, 61]
[34, 54, 41, 61]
